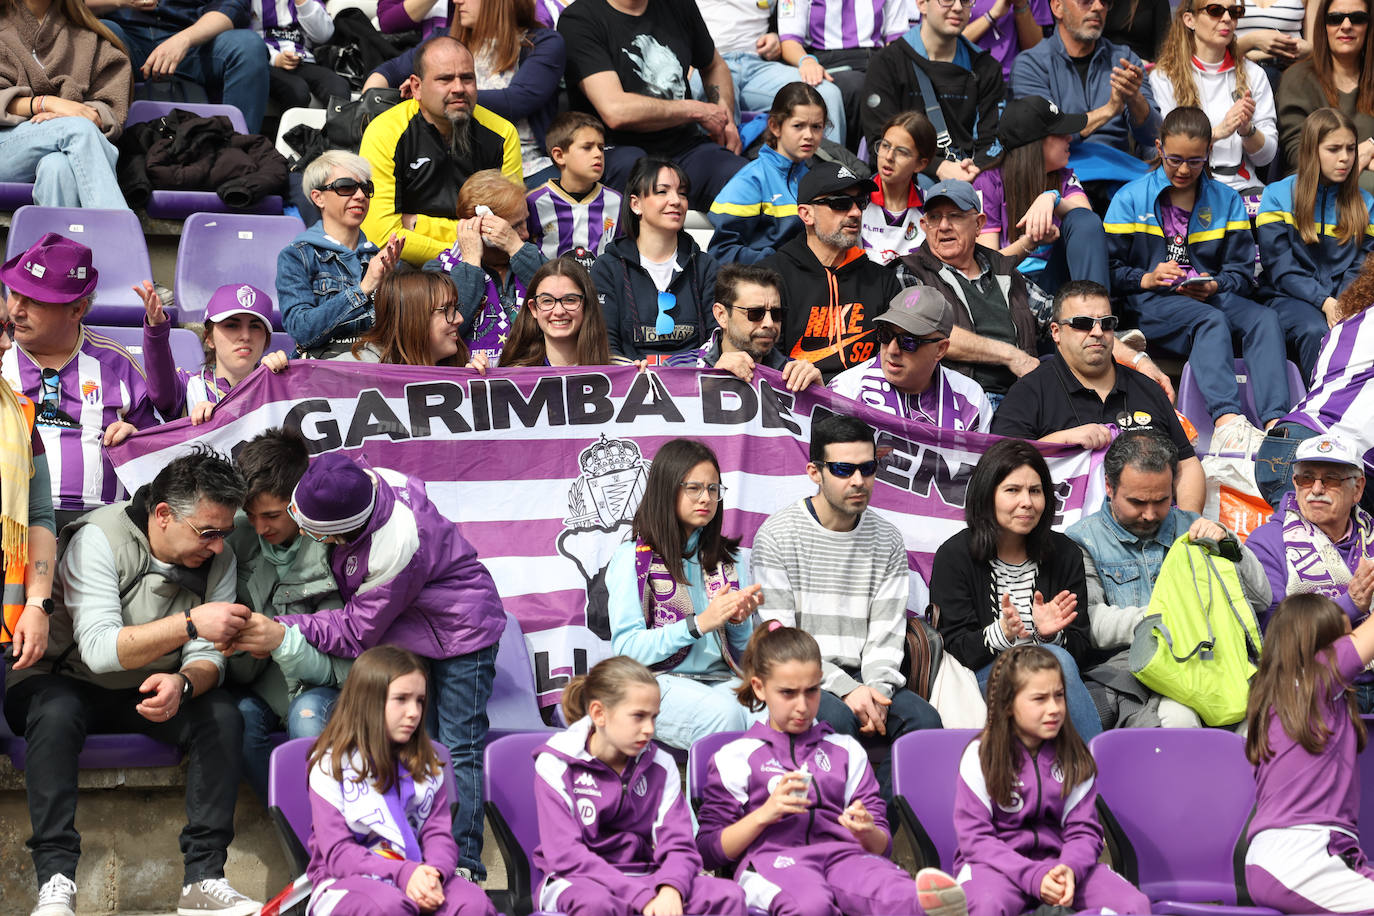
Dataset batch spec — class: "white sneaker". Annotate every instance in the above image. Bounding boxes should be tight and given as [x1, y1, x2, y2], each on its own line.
[31, 873, 77, 916]
[177, 877, 261, 916]
[1211, 415, 1266, 456]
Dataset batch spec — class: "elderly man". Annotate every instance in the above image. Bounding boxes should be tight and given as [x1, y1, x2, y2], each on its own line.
[4, 450, 259, 916]
[1010, 0, 1160, 158]
[993, 280, 1199, 509]
[0, 233, 158, 531]
[1248, 437, 1374, 714]
[1065, 430, 1270, 727]
[360, 36, 522, 266]
[830, 284, 992, 432]
[762, 161, 903, 382]
[671, 263, 823, 391]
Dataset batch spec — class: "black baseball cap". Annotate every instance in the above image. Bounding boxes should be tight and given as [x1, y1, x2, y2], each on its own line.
[798, 160, 877, 203]
[998, 96, 1088, 149]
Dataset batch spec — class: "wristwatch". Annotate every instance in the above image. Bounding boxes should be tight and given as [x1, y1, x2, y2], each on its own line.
[175, 671, 194, 702]
[25, 596, 54, 616]
[685, 613, 702, 640]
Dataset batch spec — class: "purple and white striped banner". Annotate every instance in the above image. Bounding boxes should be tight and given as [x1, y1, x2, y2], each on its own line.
[109, 362, 1106, 704]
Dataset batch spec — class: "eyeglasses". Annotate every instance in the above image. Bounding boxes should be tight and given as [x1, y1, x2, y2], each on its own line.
[680, 481, 727, 501]
[320, 177, 375, 198]
[431, 302, 461, 324]
[1059, 314, 1121, 332]
[877, 326, 944, 351]
[0, 319, 13, 340]
[655, 291, 676, 337]
[1293, 470, 1359, 488]
[1325, 10, 1370, 25]
[1196, 2, 1245, 18]
[533, 293, 586, 311]
[876, 138, 915, 159]
[809, 195, 865, 212]
[178, 515, 235, 542]
[727, 304, 785, 323]
[930, 0, 975, 8]
[1067, 0, 1113, 8]
[821, 460, 879, 478]
[1161, 154, 1210, 170]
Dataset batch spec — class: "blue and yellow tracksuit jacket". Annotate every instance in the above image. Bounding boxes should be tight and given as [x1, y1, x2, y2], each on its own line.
[707, 144, 809, 266]
[1104, 168, 1256, 307]
[1255, 174, 1374, 303]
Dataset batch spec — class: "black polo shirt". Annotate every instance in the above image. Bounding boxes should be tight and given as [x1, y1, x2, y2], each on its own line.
[991, 353, 1197, 461]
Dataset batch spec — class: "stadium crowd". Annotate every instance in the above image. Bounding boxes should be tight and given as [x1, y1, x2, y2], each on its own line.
[4, 0, 1374, 913]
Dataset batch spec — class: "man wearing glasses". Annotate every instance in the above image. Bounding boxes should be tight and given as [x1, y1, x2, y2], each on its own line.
[0, 233, 159, 531]
[830, 285, 993, 433]
[751, 413, 942, 806]
[993, 280, 1204, 511]
[5, 449, 262, 916]
[762, 161, 902, 382]
[1247, 435, 1374, 712]
[1010, 0, 1161, 158]
[671, 263, 823, 391]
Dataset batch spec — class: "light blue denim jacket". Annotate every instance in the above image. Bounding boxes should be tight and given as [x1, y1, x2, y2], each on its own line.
[275, 222, 379, 354]
[1065, 499, 1199, 650]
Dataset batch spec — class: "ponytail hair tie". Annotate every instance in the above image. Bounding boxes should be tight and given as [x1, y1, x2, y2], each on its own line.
[766, 620, 783, 633]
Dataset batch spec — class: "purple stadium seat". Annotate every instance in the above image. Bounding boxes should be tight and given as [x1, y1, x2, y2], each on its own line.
[173, 212, 306, 327]
[890, 728, 980, 871]
[485, 731, 553, 916]
[0, 182, 34, 211]
[87, 326, 207, 386]
[270, 332, 298, 359]
[1089, 729, 1282, 916]
[124, 101, 283, 219]
[6, 206, 155, 326]
[268, 735, 456, 876]
[0, 676, 183, 769]
[489, 613, 556, 742]
[687, 730, 743, 814]
[1177, 359, 1307, 456]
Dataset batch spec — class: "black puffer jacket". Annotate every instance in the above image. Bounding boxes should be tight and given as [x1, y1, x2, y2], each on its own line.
[116, 109, 288, 209]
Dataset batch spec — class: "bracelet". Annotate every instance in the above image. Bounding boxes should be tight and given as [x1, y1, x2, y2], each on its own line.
[184, 607, 198, 641]
[799, 54, 818, 65]
[986, 11, 997, 24]
[1044, 188, 1062, 206]
[1132, 349, 1147, 366]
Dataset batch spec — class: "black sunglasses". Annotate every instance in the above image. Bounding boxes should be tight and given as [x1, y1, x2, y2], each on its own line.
[821, 460, 879, 478]
[1326, 9, 1370, 24]
[877, 326, 943, 351]
[809, 195, 864, 212]
[1197, 2, 1245, 17]
[321, 177, 375, 198]
[727, 304, 784, 323]
[1059, 314, 1121, 332]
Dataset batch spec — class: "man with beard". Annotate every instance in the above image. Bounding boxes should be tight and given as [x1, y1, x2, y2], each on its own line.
[1010, 0, 1160, 159]
[1247, 435, 1374, 713]
[360, 35, 522, 265]
[762, 161, 903, 382]
[829, 285, 992, 433]
[670, 263, 822, 391]
[1065, 430, 1270, 727]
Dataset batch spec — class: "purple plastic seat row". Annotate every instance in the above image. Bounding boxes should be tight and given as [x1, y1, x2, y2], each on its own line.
[173, 212, 305, 328]
[0, 181, 34, 211]
[1177, 359, 1307, 456]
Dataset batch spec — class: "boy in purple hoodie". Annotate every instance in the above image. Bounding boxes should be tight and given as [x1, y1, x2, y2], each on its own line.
[533, 656, 746, 916]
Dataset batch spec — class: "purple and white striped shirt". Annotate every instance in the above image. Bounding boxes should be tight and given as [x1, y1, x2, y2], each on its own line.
[1284, 308, 1374, 473]
[829, 357, 992, 433]
[534, 0, 566, 28]
[526, 180, 623, 263]
[251, 0, 333, 60]
[2, 328, 160, 513]
[778, 0, 906, 50]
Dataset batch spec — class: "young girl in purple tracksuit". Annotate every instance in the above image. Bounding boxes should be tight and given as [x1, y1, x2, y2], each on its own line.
[305, 646, 494, 916]
[1244, 593, 1374, 914]
[532, 656, 747, 916]
[697, 624, 967, 916]
[953, 645, 1150, 916]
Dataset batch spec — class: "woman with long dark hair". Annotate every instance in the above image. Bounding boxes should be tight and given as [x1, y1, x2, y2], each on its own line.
[604, 438, 762, 749]
[929, 438, 1102, 740]
[499, 256, 612, 367]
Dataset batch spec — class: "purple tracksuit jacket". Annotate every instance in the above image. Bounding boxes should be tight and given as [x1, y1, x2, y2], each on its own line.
[277, 468, 504, 660]
[533, 717, 727, 914]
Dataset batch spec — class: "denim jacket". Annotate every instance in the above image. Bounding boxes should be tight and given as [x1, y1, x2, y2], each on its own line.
[276, 222, 379, 355]
[1065, 500, 1199, 650]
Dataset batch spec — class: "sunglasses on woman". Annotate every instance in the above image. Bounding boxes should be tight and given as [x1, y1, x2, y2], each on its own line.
[1326, 10, 1370, 24]
[321, 177, 375, 198]
[1196, 2, 1245, 17]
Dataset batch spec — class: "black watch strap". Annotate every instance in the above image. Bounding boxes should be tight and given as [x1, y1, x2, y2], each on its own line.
[176, 671, 194, 701]
[184, 608, 198, 640]
[686, 613, 702, 640]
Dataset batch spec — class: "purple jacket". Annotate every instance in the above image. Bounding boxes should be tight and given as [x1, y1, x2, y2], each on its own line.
[533, 718, 703, 912]
[953, 738, 1103, 895]
[277, 468, 504, 660]
[696, 720, 889, 872]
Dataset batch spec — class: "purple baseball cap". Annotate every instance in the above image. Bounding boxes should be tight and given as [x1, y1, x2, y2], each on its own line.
[204, 283, 274, 326]
[0, 233, 98, 304]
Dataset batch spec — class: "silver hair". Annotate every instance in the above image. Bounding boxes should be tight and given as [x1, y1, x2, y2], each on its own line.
[302, 150, 372, 195]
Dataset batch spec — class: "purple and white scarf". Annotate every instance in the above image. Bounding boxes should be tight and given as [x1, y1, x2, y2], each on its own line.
[633, 538, 741, 675]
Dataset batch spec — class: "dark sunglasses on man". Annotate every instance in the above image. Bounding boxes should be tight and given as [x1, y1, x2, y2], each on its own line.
[877, 326, 944, 351]
[727, 304, 785, 323]
[808, 195, 864, 212]
[819, 460, 880, 478]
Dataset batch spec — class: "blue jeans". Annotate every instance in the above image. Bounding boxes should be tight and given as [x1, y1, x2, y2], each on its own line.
[287, 686, 339, 739]
[1130, 290, 1289, 424]
[233, 688, 280, 805]
[714, 52, 847, 144]
[1024, 207, 1110, 294]
[976, 644, 1103, 741]
[816, 686, 942, 808]
[1254, 421, 1318, 509]
[652, 674, 752, 750]
[101, 20, 270, 133]
[0, 117, 126, 208]
[429, 643, 498, 879]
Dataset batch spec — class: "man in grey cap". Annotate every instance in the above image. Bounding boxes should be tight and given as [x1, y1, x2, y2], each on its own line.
[829, 284, 992, 432]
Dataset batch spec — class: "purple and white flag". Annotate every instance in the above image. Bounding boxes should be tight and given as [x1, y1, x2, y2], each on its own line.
[109, 362, 1107, 705]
